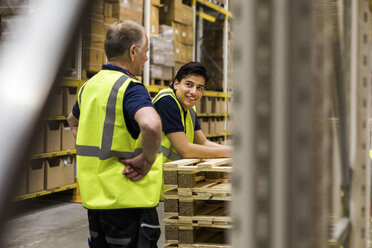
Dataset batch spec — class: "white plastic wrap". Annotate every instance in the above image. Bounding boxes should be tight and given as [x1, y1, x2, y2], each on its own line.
[150, 24, 174, 67]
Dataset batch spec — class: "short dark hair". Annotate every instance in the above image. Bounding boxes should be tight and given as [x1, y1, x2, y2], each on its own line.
[104, 20, 145, 61]
[173, 62, 208, 87]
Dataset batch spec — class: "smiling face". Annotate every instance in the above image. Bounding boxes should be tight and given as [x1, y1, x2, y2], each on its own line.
[173, 74, 205, 110]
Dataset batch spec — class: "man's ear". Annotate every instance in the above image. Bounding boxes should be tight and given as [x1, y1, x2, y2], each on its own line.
[173, 79, 180, 89]
[129, 44, 136, 61]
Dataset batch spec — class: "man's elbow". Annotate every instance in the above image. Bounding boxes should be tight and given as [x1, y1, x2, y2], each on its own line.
[141, 116, 162, 137]
[175, 145, 194, 158]
[67, 112, 78, 127]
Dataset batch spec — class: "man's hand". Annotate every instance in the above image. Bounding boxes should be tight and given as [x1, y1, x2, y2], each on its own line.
[119, 153, 154, 181]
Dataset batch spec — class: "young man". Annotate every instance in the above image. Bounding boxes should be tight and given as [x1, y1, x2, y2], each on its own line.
[153, 62, 232, 162]
[67, 20, 162, 248]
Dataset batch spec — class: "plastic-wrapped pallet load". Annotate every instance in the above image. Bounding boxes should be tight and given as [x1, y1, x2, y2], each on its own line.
[150, 25, 174, 80]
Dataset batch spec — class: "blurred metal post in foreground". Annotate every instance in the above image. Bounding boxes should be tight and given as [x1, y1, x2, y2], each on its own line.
[0, 0, 90, 229]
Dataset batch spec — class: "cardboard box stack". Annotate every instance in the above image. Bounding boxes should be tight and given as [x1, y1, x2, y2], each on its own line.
[160, 0, 194, 74]
[150, 25, 174, 80]
[83, 0, 105, 74]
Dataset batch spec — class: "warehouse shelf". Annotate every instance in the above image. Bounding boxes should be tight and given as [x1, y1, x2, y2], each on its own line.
[61, 78, 84, 88]
[206, 132, 226, 138]
[46, 115, 68, 121]
[197, 11, 216, 23]
[30, 149, 76, 160]
[14, 183, 78, 201]
[203, 91, 231, 98]
[146, 85, 167, 93]
[198, 113, 225, 117]
[196, 0, 233, 18]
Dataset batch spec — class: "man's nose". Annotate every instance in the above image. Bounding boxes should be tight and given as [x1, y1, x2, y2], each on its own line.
[190, 86, 196, 93]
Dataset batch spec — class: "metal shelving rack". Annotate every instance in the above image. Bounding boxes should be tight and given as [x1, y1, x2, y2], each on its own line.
[17, 0, 234, 201]
[15, 78, 83, 201]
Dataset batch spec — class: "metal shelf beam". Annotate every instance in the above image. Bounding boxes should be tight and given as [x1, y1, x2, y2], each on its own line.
[196, 0, 233, 18]
[14, 183, 78, 201]
[30, 149, 77, 160]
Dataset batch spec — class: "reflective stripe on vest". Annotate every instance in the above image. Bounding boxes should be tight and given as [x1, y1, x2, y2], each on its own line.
[77, 70, 163, 209]
[159, 145, 181, 161]
[76, 145, 143, 160]
[77, 74, 134, 160]
[153, 88, 196, 161]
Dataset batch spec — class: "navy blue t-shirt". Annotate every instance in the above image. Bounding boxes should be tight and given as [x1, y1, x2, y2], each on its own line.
[154, 94, 201, 135]
[72, 64, 153, 139]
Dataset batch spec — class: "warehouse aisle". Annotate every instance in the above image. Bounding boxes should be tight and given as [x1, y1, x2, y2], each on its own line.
[0, 193, 165, 248]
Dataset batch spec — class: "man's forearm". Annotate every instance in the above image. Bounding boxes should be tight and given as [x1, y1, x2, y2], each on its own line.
[135, 107, 162, 164]
[141, 125, 162, 163]
[67, 112, 79, 139]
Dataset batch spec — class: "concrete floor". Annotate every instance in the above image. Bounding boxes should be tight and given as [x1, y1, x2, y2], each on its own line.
[0, 192, 165, 248]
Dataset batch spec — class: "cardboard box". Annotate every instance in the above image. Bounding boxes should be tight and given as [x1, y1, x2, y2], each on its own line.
[199, 118, 209, 135]
[201, 97, 213, 114]
[180, 24, 194, 45]
[150, 35, 174, 66]
[104, 3, 119, 18]
[150, 64, 173, 80]
[85, 14, 105, 43]
[195, 101, 201, 113]
[181, 4, 193, 26]
[45, 121, 61, 153]
[61, 156, 75, 186]
[31, 127, 44, 154]
[173, 62, 183, 78]
[93, 0, 104, 15]
[209, 118, 216, 134]
[151, 0, 161, 6]
[47, 88, 63, 117]
[63, 87, 77, 116]
[227, 97, 232, 114]
[45, 156, 75, 190]
[160, 0, 193, 25]
[16, 168, 27, 196]
[150, 5, 159, 35]
[174, 41, 192, 63]
[119, 5, 143, 25]
[212, 97, 225, 114]
[61, 121, 76, 151]
[104, 17, 117, 36]
[215, 117, 225, 134]
[83, 42, 105, 73]
[28, 159, 44, 193]
[185, 44, 193, 62]
[0, 1, 26, 15]
[173, 22, 193, 45]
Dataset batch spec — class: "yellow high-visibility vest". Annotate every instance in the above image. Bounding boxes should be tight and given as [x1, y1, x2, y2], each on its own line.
[76, 70, 162, 209]
[152, 88, 197, 163]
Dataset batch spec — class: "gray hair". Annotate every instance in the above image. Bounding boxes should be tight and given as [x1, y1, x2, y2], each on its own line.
[104, 20, 146, 61]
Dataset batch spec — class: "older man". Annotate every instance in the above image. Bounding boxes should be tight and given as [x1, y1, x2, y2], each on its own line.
[67, 20, 162, 248]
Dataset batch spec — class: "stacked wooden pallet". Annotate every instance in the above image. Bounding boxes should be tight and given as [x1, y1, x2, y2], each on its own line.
[163, 158, 232, 248]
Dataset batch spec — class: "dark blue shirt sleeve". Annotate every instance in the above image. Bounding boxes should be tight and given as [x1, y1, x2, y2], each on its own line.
[70, 82, 153, 140]
[123, 82, 154, 139]
[155, 96, 201, 134]
[194, 115, 201, 131]
[72, 100, 80, 119]
[155, 96, 184, 134]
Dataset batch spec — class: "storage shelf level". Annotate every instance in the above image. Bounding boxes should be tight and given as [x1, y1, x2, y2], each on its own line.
[198, 113, 226, 117]
[30, 149, 77, 159]
[196, 0, 233, 18]
[14, 183, 78, 201]
[62, 78, 84, 88]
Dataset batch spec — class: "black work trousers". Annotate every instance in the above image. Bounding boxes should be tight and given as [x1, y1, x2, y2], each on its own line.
[87, 207, 160, 248]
